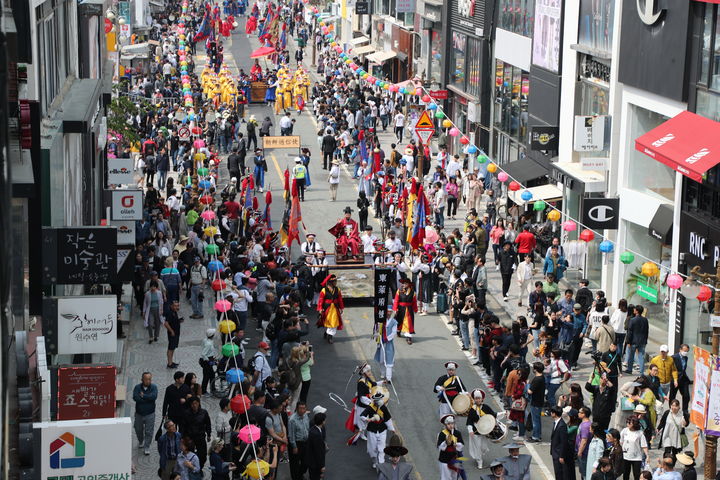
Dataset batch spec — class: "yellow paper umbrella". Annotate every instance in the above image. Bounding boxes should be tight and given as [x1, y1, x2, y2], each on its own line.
[243, 460, 270, 479]
[218, 319, 236, 334]
[486, 163, 497, 173]
[641, 262, 659, 277]
[547, 210, 561, 222]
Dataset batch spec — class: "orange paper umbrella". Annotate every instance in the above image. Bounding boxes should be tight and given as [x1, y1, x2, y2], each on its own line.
[250, 46, 275, 58]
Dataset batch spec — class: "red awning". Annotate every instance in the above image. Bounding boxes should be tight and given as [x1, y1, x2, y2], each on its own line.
[634, 110, 720, 182]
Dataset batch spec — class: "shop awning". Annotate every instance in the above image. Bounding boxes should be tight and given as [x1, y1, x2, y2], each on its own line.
[509, 184, 563, 205]
[352, 44, 376, 55]
[350, 36, 370, 45]
[634, 110, 720, 182]
[648, 203, 674, 244]
[367, 50, 397, 64]
[501, 158, 548, 184]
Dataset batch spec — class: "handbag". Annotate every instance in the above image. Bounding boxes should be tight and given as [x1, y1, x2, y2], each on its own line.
[154, 417, 166, 441]
[510, 396, 527, 411]
[670, 412, 689, 448]
[620, 397, 636, 411]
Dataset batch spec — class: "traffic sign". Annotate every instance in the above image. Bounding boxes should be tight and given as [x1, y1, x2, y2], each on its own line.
[415, 111, 435, 130]
[416, 129, 434, 144]
[178, 126, 190, 140]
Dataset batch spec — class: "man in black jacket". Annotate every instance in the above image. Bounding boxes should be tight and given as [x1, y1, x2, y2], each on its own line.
[550, 406, 575, 480]
[227, 146, 242, 180]
[670, 343, 691, 414]
[182, 397, 211, 467]
[498, 241, 518, 300]
[625, 305, 649, 375]
[321, 129, 336, 170]
[575, 279, 593, 314]
[306, 412, 327, 480]
[162, 371, 191, 426]
[585, 376, 615, 432]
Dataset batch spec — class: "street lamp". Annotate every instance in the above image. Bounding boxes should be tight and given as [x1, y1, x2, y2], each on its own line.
[690, 264, 720, 480]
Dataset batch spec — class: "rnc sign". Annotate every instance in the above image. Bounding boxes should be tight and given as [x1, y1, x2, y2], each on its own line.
[34, 417, 132, 480]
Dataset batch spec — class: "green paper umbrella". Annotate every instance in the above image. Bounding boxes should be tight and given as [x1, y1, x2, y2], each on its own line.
[477, 154, 487, 164]
[222, 343, 240, 357]
[620, 251, 635, 264]
[206, 244, 220, 255]
[533, 200, 546, 211]
[197, 167, 210, 176]
[434, 111, 444, 119]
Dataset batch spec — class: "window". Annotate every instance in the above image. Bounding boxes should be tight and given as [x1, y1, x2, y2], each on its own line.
[466, 38, 482, 98]
[493, 60, 530, 143]
[626, 105, 675, 201]
[428, 30, 441, 84]
[578, 0, 614, 52]
[498, 0, 534, 37]
[36, 0, 71, 113]
[698, 3, 720, 90]
[451, 32, 466, 89]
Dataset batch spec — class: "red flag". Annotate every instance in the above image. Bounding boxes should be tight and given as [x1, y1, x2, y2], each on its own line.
[252, 196, 259, 210]
[283, 168, 290, 200]
[265, 190, 272, 205]
[291, 178, 298, 198]
[287, 195, 302, 245]
[410, 186, 429, 250]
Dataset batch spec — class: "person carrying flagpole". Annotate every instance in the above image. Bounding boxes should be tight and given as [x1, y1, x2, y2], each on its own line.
[316, 274, 344, 343]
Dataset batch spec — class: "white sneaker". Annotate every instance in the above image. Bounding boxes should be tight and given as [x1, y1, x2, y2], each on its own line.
[144, 448, 150, 455]
[512, 435, 524, 441]
[495, 265, 500, 271]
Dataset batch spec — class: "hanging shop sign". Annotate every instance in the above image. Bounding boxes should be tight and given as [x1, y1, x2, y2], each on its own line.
[581, 197, 619, 230]
[57, 365, 116, 420]
[42, 227, 118, 285]
[680, 212, 720, 272]
[636, 281, 658, 303]
[396, 0, 415, 13]
[107, 158, 134, 185]
[529, 126, 559, 151]
[429, 90, 449, 100]
[110, 220, 135, 246]
[42, 296, 117, 355]
[355, 1, 369, 14]
[33, 417, 132, 480]
[450, 0, 486, 37]
[574, 115, 608, 152]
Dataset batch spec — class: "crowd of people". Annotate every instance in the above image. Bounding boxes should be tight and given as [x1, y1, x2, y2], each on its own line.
[119, 0, 709, 479]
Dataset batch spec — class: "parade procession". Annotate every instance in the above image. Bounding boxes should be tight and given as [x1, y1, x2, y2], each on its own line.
[8, 0, 720, 478]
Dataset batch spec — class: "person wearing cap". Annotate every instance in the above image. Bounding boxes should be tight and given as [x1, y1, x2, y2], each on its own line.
[200, 328, 217, 395]
[374, 311, 398, 382]
[360, 390, 395, 469]
[496, 442, 531, 480]
[466, 389, 495, 468]
[378, 444, 412, 480]
[292, 156, 309, 201]
[434, 362, 467, 417]
[316, 274, 344, 343]
[145, 269, 168, 300]
[301, 233, 323, 256]
[189, 257, 207, 319]
[650, 344, 679, 402]
[393, 278, 417, 344]
[437, 414, 464, 480]
[251, 341, 272, 388]
[482, 460, 508, 480]
[328, 158, 341, 200]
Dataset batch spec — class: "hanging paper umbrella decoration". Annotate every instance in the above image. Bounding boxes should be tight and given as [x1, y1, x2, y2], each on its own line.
[222, 343, 240, 357]
[520, 190, 533, 202]
[666, 273, 683, 290]
[238, 424, 262, 444]
[226, 368, 244, 384]
[579, 229, 595, 242]
[230, 394, 251, 413]
[206, 244, 220, 255]
[201, 210, 216, 221]
[421, 95, 431, 103]
[217, 319, 236, 334]
[215, 299, 232, 312]
[547, 210, 561, 222]
[619, 251, 635, 264]
[697, 285, 713, 302]
[211, 278, 227, 291]
[533, 200, 546, 211]
[599, 240, 614, 253]
[197, 167, 210, 176]
[199, 180, 213, 190]
[562, 220, 577, 232]
[680, 279, 702, 299]
[508, 181, 521, 192]
[459, 136, 470, 145]
[486, 163, 497, 173]
[467, 145, 478, 154]
[208, 260, 224, 273]
[497, 172, 509, 182]
[199, 196, 214, 206]
[449, 127, 460, 136]
[641, 262, 659, 277]
[442, 119, 453, 129]
[242, 460, 270, 479]
[428, 103, 438, 110]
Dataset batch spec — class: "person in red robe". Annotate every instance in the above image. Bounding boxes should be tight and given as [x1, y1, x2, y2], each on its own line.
[328, 206, 362, 256]
[392, 278, 417, 344]
[316, 274, 344, 343]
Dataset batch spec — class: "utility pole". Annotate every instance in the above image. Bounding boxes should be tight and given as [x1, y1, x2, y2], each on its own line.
[691, 264, 720, 480]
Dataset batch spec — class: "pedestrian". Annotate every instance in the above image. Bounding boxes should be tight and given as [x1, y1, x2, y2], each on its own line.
[609, 298, 629, 353]
[161, 258, 183, 303]
[360, 391, 395, 469]
[651, 344, 678, 403]
[252, 148, 267, 192]
[132, 372, 158, 455]
[437, 414, 464, 480]
[157, 420, 183, 480]
[620, 416, 648, 480]
[174, 437, 201, 480]
[670, 344, 691, 414]
[162, 371, 191, 426]
[143, 280, 164, 344]
[209, 438, 236, 480]
[515, 254, 535, 307]
[292, 156, 308, 201]
[544, 349, 571, 412]
[215, 397, 232, 447]
[251, 341, 272, 388]
[306, 411, 327, 480]
[585, 374, 615, 433]
[328, 158, 340, 200]
[593, 315, 616, 355]
[526, 361, 546, 442]
[497, 442, 532, 480]
[550, 406, 574, 480]
[316, 274, 344, 343]
[393, 109, 405, 142]
[675, 452, 697, 480]
[189, 257, 207, 319]
[288, 401, 310, 480]
[651, 456, 682, 480]
[465, 389, 495, 468]
[182, 397, 212, 467]
[378, 444, 413, 480]
[200, 328, 217, 394]
[625, 305, 649, 375]
[321, 129, 336, 170]
[498, 241, 518, 300]
[163, 300, 182, 368]
[590, 457, 615, 480]
[576, 407, 593, 480]
[657, 399, 687, 460]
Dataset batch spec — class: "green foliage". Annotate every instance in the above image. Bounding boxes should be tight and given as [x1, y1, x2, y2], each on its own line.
[107, 83, 150, 145]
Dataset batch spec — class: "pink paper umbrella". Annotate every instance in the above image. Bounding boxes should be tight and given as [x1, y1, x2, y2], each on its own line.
[214, 299, 232, 312]
[201, 210, 216, 221]
[238, 424, 262, 444]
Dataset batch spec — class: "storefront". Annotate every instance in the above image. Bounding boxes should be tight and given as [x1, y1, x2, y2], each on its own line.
[444, 0, 491, 155]
[418, 1, 443, 85]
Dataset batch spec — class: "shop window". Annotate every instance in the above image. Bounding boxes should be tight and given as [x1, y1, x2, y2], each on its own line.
[579, 81, 609, 116]
[451, 33, 467, 90]
[696, 89, 720, 122]
[697, 2, 720, 90]
[626, 105, 675, 202]
[466, 38, 482, 98]
[499, 0, 534, 37]
[493, 60, 530, 144]
[577, 0, 614, 53]
[429, 30, 442, 84]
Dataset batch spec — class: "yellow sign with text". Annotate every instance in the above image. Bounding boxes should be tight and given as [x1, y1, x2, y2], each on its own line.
[262, 136, 301, 149]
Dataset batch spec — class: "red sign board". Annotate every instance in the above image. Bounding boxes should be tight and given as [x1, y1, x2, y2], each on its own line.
[429, 90, 449, 100]
[57, 365, 116, 420]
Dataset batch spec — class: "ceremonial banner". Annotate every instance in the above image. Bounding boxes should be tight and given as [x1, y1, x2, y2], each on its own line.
[691, 346, 711, 428]
[374, 268, 391, 324]
[705, 355, 720, 436]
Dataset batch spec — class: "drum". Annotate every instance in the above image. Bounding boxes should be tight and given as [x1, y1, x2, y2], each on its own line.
[474, 414, 496, 435]
[369, 385, 390, 405]
[486, 421, 508, 443]
[451, 393, 471, 416]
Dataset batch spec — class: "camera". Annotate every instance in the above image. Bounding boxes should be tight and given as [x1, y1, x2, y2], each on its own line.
[590, 350, 603, 363]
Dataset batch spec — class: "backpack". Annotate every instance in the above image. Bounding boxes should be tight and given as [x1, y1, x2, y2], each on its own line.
[264, 320, 278, 340]
[248, 351, 265, 373]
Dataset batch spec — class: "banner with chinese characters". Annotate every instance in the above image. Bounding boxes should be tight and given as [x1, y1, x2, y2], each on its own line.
[691, 346, 711, 429]
[262, 135, 301, 149]
[57, 365, 116, 420]
[374, 268, 391, 324]
[705, 356, 720, 436]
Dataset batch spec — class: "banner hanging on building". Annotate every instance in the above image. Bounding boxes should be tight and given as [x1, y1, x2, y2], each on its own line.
[691, 346, 711, 429]
[42, 227, 118, 285]
[57, 365, 116, 420]
[374, 268, 391, 323]
[705, 356, 720, 436]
